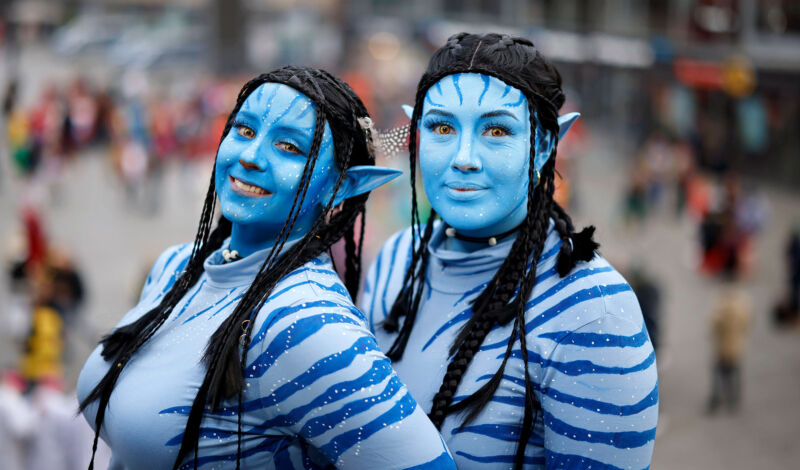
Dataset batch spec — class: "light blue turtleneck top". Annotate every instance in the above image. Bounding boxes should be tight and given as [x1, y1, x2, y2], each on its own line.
[362, 222, 658, 469]
[78, 240, 455, 470]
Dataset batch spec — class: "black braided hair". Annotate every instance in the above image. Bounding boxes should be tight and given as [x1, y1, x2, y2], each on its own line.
[79, 66, 378, 470]
[382, 33, 599, 470]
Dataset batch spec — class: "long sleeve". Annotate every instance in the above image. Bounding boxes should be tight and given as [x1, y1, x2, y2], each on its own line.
[360, 228, 413, 334]
[247, 298, 455, 469]
[138, 243, 193, 303]
[539, 311, 658, 469]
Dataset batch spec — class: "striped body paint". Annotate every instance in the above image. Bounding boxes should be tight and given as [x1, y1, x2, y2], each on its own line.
[362, 222, 658, 469]
[78, 242, 455, 469]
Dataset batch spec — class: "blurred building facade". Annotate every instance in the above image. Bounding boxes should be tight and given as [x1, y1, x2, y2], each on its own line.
[2, 0, 798, 185]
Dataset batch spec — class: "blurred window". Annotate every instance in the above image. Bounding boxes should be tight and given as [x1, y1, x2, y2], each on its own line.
[756, 0, 800, 35]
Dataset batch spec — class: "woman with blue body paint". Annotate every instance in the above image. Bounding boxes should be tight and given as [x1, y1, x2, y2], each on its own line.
[77, 67, 456, 470]
[362, 33, 658, 469]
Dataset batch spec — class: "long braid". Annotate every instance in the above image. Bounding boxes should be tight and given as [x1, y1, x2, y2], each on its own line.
[176, 81, 335, 466]
[80, 66, 380, 470]
[512, 155, 558, 469]
[383, 80, 437, 357]
[169, 68, 377, 468]
[342, 207, 365, 301]
[79, 88, 250, 468]
[429, 105, 553, 427]
[384, 32, 599, 470]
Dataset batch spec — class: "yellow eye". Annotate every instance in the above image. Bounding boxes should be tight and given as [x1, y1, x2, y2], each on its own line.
[434, 124, 454, 135]
[484, 127, 509, 137]
[237, 125, 255, 139]
[277, 142, 302, 154]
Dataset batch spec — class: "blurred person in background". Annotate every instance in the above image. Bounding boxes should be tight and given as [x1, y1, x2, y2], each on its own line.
[789, 225, 800, 317]
[364, 33, 657, 469]
[63, 77, 98, 154]
[707, 283, 752, 414]
[774, 223, 800, 326]
[27, 374, 111, 470]
[115, 84, 153, 212]
[623, 157, 651, 227]
[0, 369, 35, 470]
[671, 136, 696, 218]
[627, 265, 663, 354]
[77, 66, 455, 470]
[699, 172, 766, 278]
[91, 88, 115, 147]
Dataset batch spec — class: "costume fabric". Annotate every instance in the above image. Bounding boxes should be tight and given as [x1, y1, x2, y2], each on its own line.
[78, 240, 454, 470]
[362, 221, 658, 469]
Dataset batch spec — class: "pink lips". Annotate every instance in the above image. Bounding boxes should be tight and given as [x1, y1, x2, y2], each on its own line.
[444, 184, 486, 201]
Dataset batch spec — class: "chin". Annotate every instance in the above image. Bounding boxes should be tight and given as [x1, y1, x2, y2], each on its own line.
[218, 200, 251, 225]
[438, 212, 501, 233]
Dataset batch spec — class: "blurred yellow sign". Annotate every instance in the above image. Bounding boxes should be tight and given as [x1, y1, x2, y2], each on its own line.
[722, 55, 755, 98]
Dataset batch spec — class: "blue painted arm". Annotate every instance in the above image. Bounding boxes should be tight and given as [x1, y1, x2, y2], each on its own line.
[539, 306, 658, 470]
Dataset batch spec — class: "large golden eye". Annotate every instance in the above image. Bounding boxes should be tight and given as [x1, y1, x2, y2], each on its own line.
[277, 142, 302, 154]
[434, 124, 454, 135]
[237, 125, 255, 139]
[485, 127, 509, 137]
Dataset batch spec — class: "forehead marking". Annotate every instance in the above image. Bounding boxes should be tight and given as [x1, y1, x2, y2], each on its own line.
[252, 85, 280, 120]
[503, 92, 526, 108]
[434, 82, 443, 96]
[296, 100, 313, 119]
[501, 85, 511, 98]
[269, 94, 305, 126]
[477, 75, 491, 106]
[451, 75, 463, 105]
[425, 94, 444, 108]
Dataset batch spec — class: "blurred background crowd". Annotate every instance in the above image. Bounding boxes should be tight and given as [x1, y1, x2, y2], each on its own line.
[0, 1, 798, 469]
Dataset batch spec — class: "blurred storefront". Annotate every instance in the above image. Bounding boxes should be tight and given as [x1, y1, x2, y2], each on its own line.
[1, 0, 798, 185]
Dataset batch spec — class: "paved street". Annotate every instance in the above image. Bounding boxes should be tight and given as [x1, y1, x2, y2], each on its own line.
[1, 46, 799, 470]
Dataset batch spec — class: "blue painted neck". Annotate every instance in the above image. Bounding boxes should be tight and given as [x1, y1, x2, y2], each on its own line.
[228, 209, 319, 258]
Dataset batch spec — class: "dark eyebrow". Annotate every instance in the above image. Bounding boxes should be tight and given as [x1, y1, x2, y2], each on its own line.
[235, 110, 259, 122]
[423, 109, 456, 119]
[481, 110, 519, 121]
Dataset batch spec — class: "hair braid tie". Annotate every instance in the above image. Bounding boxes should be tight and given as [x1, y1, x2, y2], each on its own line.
[445, 32, 467, 51]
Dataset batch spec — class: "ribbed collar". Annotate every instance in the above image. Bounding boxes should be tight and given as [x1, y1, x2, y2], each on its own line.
[203, 238, 300, 288]
[425, 219, 559, 294]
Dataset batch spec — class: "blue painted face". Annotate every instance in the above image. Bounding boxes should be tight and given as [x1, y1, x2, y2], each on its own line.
[215, 83, 337, 256]
[215, 82, 402, 257]
[418, 73, 555, 238]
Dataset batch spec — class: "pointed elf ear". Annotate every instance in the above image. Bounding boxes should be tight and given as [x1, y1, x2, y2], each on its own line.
[326, 165, 402, 207]
[557, 112, 580, 140]
[402, 104, 414, 119]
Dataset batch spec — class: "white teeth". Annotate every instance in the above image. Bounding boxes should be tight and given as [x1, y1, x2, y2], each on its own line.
[233, 178, 269, 195]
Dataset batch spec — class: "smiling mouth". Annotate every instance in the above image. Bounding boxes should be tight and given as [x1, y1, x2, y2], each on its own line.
[445, 184, 487, 192]
[230, 176, 272, 197]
